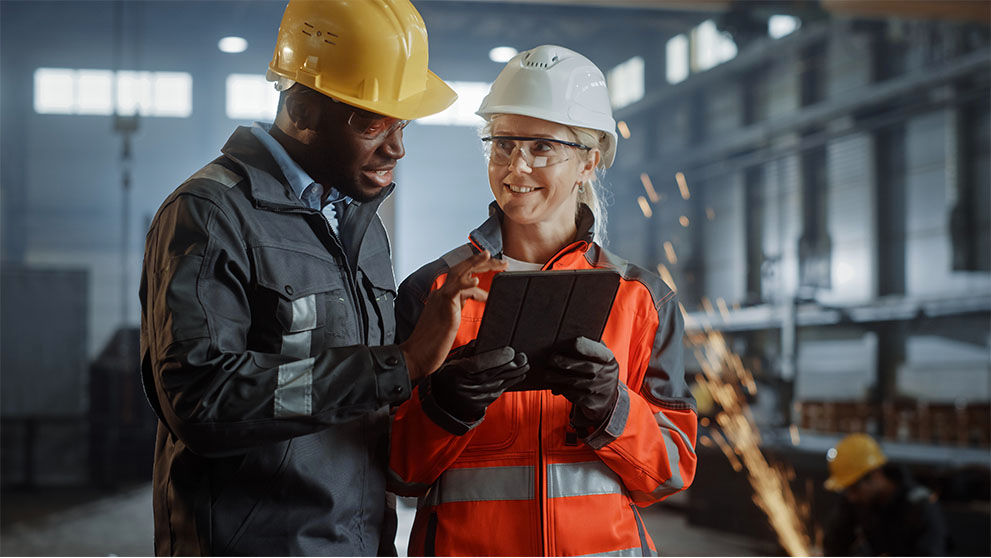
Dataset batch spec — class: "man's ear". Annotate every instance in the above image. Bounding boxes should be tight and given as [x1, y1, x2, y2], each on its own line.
[283, 89, 322, 132]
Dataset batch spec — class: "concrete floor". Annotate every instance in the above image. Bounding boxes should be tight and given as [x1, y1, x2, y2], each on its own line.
[1, 484, 774, 556]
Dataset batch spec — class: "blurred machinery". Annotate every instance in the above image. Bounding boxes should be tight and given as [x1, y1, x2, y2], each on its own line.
[601, 5, 990, 553]
[88, 326, 157, 488]
[1, 267, 155, 490]
[1, 267, 90, 488]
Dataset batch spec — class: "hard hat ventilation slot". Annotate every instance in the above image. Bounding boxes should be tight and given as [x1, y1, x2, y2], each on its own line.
[522, 48, 560, 69]
[300, 21, 338, 44]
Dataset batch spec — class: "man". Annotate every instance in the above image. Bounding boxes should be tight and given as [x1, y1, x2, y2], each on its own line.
[139, 1, 514, 555]
[822, 433, 947, 556]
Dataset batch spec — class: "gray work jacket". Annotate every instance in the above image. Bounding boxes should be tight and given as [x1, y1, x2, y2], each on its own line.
[139, 126, 410, 556]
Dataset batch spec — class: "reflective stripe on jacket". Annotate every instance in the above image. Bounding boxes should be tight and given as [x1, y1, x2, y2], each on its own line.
[389, 203, 697, 557]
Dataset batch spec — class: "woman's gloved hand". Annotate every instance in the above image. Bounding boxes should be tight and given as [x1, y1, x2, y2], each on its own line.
[544, 337, 620, 432]
[429, 346, 529, 423]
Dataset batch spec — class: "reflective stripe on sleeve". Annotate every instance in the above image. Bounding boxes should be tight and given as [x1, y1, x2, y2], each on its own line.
[423, 466, 534, 506]
[577, 546, 658, 557]
[629, 411, 694, 502]
[546, 461, 623, 499]
[274, 357, 314, 417]
[189, 163, 242, 188]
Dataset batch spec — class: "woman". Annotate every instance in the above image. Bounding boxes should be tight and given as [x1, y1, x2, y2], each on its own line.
[390, 45, 697, 557]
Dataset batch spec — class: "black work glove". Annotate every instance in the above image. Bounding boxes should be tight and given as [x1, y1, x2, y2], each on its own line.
[428, 346, 529, 426]
[544, 336, 620, 433]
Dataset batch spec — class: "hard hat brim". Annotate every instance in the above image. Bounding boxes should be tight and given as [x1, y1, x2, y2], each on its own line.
[325, 71, 457, 122]
[266, 68, 457, 122]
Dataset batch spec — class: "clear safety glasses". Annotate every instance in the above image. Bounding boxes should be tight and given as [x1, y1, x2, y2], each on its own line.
[481, 135, 591, 169]
[347, 111, 410, 139]
[329, 96, 410, 139]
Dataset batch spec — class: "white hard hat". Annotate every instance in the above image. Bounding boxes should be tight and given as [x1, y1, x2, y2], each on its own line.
[477, 45, 618, 168]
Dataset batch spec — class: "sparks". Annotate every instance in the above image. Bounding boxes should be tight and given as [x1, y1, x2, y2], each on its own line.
[663, 241, 677, 264]
[640, 173, 660, 203]
[675, 171, 691, 200]
[637, 196, 653, 218]
[617, 120, 631, 139]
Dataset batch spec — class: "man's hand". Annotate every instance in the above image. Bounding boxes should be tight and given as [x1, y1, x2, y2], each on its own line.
[400, 251, 507, 381]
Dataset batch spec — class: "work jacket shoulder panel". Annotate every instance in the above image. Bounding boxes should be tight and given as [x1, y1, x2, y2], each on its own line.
[584, 243, 676, 310]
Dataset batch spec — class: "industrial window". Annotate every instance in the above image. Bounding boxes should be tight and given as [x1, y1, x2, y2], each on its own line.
[768, 15, 800, 39]
[607, 56, 644, 109]
[666, 19, 737, 85]
[691, 20, 737, 74]
[666, 34, 689, 84]
[33, 68, 192, 117]
[226, 74, 279, 121]
[417, 81, 491, 126]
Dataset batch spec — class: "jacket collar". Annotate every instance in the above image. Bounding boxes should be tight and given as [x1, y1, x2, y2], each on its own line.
[469, 201, 596, 256]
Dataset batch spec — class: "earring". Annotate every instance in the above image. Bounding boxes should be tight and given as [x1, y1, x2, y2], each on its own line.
[577, 182, 585, 193]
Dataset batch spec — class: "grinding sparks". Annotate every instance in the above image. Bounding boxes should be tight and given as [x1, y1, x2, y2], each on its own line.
[637, 196, 653, 218]
[689, 329, 812, 557]
[675, 171, 691, 200]
[715, 297, 731, 320]
[656, 263, 677, 290]
[640, 173, 660, 203]
[701, 296, 715, 315]
[663, 241, 678, 264]
[617, 120, 631, 139]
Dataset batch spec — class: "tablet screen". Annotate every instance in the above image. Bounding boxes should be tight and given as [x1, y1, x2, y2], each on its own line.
[474, 269, 621, 391]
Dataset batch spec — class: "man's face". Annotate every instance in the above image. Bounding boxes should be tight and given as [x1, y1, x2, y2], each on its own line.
[843, 470, 882, 507]
[304, 95, 407, 202]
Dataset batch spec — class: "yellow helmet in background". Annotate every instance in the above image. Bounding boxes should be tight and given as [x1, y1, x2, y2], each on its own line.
[266, 0, 457, 120]
[824, 433, 888, 491]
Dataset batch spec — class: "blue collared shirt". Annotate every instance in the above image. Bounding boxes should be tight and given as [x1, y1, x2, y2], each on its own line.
[250, 123, 349, 234]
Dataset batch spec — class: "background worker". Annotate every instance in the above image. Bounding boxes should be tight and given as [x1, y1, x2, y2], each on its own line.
[823, 433, 947, 556]
[388, 45, 698, 557]
[138, 1, 505, 555]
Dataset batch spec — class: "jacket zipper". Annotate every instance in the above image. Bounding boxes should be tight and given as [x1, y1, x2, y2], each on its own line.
[537, 390, 547, 555]
[311, 208, 366, 343]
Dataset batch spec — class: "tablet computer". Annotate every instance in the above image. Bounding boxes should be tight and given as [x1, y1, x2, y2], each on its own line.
[474, 269, 621, 391]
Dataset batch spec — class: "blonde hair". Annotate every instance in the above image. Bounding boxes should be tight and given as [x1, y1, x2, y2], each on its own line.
[481, 118, 610, 245]
[570, 125, 609, 245]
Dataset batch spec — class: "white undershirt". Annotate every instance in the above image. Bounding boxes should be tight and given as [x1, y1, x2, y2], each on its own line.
[501, 254, 544, 271]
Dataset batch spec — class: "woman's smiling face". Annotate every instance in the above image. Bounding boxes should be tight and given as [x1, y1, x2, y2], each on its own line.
[487, 114, 596, 232]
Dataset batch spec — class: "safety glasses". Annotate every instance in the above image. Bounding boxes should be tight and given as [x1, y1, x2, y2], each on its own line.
[346, 111, 410, 139]
[481, 135, 590, 168]
[329, 97, 409, 139]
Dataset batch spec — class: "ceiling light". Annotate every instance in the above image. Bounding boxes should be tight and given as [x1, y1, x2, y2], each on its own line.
[489, 46, 518, 63]
[218, 36, 248, 54]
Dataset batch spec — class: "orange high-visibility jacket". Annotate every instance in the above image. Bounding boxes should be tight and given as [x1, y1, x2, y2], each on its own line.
[390, 205, 697, 557]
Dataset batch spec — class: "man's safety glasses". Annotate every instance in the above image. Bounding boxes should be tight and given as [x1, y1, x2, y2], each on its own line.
[330, 97, 409, 139]
[482, 135, 591, 169]
[347, 111, 410, 139]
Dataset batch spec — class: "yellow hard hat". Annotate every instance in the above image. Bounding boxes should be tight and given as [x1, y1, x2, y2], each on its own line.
[824, 433, 888, 491]
[266, 0, 457, 120]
